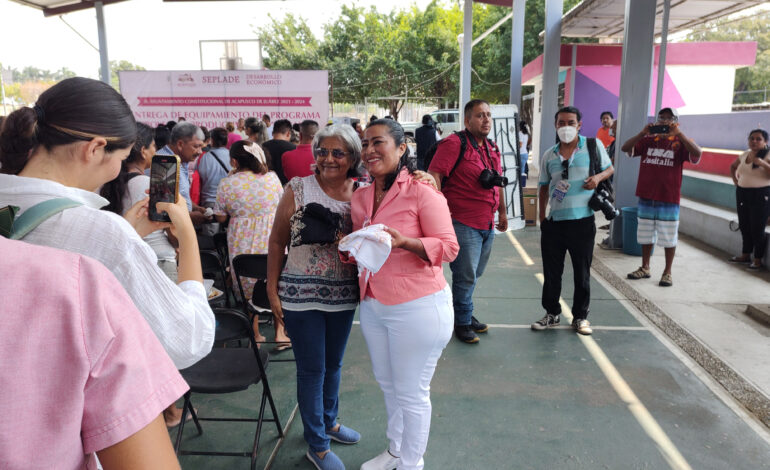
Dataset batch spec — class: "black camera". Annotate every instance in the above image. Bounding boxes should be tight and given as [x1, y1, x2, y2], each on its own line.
[589, 188, 619, 220]
[478, 168, 508, 189]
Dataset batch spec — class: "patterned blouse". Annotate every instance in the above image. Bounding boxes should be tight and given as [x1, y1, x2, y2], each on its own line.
[278, 175, 359, 311]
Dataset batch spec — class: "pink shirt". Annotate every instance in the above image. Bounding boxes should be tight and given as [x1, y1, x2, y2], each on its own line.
[0, 238, 188, 469]
[282, 144, 316, 181]
[350, 169, 459, 305]
[227, 132, 243, 149]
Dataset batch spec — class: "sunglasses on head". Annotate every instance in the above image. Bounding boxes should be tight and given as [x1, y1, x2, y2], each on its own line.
[315, 148, 349, 159]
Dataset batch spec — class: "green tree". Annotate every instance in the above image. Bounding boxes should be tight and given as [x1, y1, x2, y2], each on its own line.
[686, 12, 770, 103]
[255, 0, 589, 113]
[109, 60, 145, 92]
[258, 13, 323, 70]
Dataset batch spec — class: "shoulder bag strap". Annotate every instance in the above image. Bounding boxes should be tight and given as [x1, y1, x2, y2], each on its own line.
[209, 149, 229, 173]
[7, 198, 82, 240]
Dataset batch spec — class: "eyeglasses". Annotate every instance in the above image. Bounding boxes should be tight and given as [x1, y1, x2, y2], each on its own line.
[561, 160, 569, 179]
[315, 148, 349, 159]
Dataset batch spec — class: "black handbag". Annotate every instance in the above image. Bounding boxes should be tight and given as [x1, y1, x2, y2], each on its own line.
[291, 202, 344, 246]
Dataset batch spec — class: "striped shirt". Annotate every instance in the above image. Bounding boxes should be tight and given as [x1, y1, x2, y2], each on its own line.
[538, 135, 612, 221]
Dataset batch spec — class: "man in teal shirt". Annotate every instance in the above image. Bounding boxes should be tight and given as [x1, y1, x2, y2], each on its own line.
[533, 106, 614, 336]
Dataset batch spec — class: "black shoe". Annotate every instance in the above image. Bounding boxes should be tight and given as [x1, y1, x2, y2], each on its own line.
[454, 325, 479, 344]
[531, 313, 560, 331]
[470, 316, 488, 333]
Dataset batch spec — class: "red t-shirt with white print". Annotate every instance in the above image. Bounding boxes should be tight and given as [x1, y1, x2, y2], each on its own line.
[633, 135, 694, 204]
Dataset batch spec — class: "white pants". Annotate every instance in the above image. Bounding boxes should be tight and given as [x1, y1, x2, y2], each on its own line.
[360, 286, 453, 470]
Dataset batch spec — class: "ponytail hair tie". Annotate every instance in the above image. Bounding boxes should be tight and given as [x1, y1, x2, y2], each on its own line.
[33, 104, 45, 124]
[244, 142, 266, 166]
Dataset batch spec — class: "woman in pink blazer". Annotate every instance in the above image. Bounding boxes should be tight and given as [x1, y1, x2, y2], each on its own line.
[350, 119, 459, 470]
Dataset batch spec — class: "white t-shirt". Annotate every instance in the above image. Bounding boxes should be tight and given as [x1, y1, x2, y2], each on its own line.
[519, 132, 529, 154]
[121, 174, 177, 261]
[0, 174, 215, 369]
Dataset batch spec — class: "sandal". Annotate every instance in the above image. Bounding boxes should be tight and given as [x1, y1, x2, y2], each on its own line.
[627, 266, 651, 280]
[659, 273, 673, 287]
[747, 262, 762, 271]
[273, 342, 293, 352]
[729, 255, 751, 263]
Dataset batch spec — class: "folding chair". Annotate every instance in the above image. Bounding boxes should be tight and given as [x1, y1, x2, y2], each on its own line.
[200, 249, 232, 307]
[232, 254, 293, 361]
[175, 308, 283, 469]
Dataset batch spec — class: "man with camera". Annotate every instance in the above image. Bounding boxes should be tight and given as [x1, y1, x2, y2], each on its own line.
[428, 99, 508, 344]
[620, 107, 702, 287]
[533, 106, 614, 336]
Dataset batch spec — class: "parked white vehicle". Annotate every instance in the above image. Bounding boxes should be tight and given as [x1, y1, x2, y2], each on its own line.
[400, 109, 461, 137]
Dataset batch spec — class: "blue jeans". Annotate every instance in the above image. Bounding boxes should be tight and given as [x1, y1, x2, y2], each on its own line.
[449, 220, 495, 327]
[283, 308, 355, 452]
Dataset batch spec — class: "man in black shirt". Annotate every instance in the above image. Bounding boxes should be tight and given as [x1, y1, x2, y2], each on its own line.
[261, 119, 296, 185]
[415, 114, 438, 171]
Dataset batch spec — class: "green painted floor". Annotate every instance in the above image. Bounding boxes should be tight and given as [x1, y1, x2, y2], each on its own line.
[173, 227, 770, 470]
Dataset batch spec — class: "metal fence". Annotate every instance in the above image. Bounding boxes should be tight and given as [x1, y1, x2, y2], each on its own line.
[733, 89, 769, 105]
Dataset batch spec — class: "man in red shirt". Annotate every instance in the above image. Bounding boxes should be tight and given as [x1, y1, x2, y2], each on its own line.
[596, 111, 615, 149]
[428, 99, 508, 344]
[282, 120, 319, 182]
[621, 107, 702, 287]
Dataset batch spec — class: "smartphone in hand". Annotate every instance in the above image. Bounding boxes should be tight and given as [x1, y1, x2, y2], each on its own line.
[149, 154, 181, 222]
[649, 124, 670, 135]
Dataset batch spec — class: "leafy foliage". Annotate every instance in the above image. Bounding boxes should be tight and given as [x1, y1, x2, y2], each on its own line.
[110, 60, 145, 92]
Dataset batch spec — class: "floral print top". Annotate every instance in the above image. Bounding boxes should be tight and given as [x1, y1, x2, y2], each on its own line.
[214, 171, 283, 298]
[278, 175, 358, 311]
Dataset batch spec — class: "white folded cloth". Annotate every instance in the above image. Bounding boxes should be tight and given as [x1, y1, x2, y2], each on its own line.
[338, 223, 392, 280]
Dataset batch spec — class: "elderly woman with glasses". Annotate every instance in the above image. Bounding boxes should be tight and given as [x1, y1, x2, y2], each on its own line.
[267, 124, 362, 470]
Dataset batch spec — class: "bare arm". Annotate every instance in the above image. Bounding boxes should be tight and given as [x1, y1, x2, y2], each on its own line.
[621, 124, 651, 155]
[214, 214, 228, 224]
[497, 186, 508, 231]
[538, 185, 549, 223]
[428, 170, 443, 192]
[671, 124, 702, 161]
[266, 186, 295, 323]
[96, 415, 180, 470]
[730, 156, 740, 185]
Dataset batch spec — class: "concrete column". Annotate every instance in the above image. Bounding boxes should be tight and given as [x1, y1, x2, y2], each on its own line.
[459, 0, 473, 119]
[95, 1, 110, 86]
[538, 0, 563, 160]
[655, 0, 671, 115]
[609, 0, 658, 247]
[508, 0, 527, 108]
[568, 44, 577, 106]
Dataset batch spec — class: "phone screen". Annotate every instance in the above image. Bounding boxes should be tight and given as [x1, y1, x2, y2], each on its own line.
[649, 125, 670, 135]
[149, 157, 179, 222]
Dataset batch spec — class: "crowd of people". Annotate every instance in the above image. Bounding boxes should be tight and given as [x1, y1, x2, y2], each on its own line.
[0, 75, 767, 470]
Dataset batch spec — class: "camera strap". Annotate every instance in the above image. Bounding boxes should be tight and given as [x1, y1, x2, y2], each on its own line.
[465, 130, 495, 170]
[586, 137, 615, 201]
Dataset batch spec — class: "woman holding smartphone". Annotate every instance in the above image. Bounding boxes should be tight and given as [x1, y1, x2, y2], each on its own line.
[0, 77, 215, 371]
[729, 128, 770, 269]
[349, 119, 458, 470]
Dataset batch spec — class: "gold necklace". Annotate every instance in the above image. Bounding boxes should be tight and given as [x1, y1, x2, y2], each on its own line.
[375, 188, 386, 203]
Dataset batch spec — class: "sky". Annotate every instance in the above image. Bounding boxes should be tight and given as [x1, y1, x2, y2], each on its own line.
[0, 0, 438, 79]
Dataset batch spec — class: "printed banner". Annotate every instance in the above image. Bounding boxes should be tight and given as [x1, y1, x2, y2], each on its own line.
[119, 70, 329, 129]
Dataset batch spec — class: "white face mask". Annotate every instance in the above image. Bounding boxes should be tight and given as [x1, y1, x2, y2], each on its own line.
[557, 126, 578, 143]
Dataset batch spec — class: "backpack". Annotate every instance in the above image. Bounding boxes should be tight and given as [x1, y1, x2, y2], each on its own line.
[586, 137, 615, 201]
[0, 198, 82, 240]
[424, 131, 500, 182]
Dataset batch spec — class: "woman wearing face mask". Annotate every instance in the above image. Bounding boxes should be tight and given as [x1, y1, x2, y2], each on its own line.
[348, 119, 458, 470]
[729, 128, 770, 269]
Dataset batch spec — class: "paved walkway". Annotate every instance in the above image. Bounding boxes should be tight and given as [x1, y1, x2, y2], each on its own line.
[173, 225, 770, 470]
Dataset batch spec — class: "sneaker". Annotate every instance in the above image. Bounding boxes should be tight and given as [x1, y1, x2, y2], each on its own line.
[306, 449, 345, 470]
[454, 325, 479, 343]
[659, 272, 673, 287]
[531, 313, 560, 331]
[627, 266, 651, 280]
[572, 318, 592, 335]
[360, 449, 400, 470]
[470, 316, 488, 333]
[327, 423, 360, 444]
